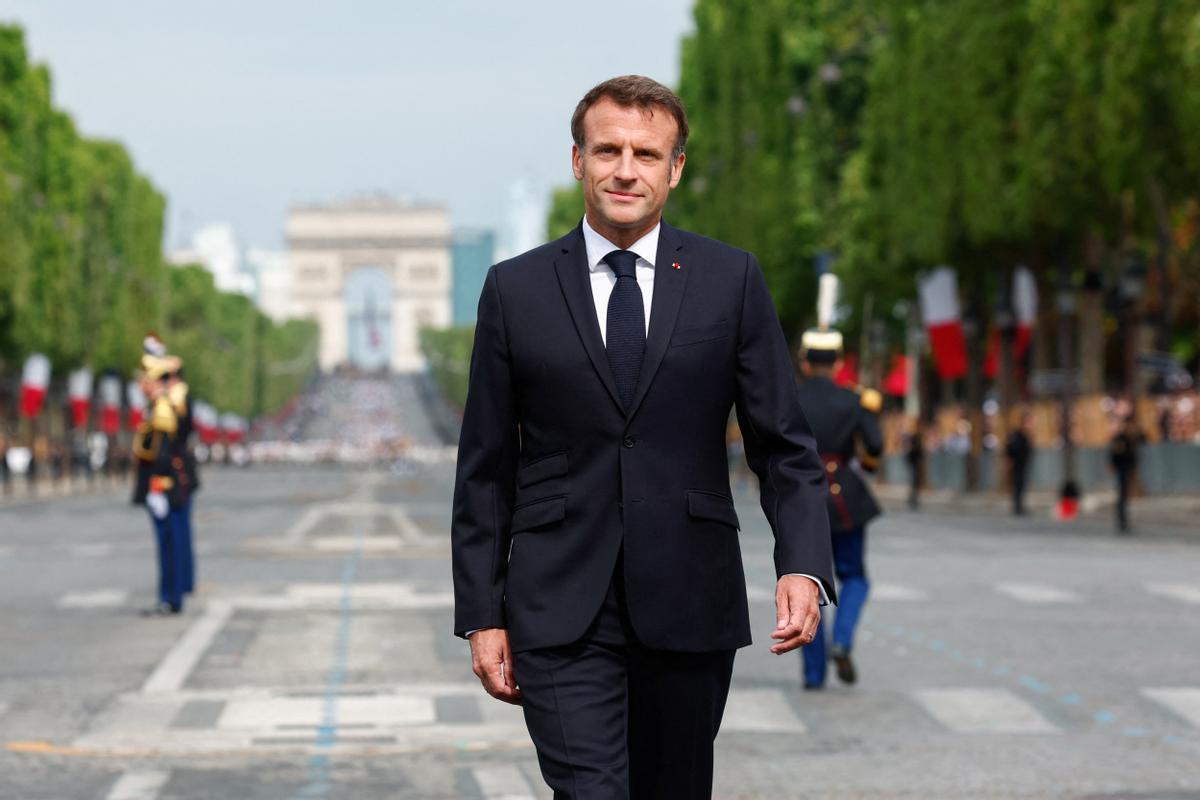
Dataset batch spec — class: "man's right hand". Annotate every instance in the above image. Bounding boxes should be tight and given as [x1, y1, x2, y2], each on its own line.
[468, 628, 521, 705]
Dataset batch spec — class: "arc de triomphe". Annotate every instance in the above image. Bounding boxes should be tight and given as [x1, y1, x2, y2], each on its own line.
[287, 197, 452, 373]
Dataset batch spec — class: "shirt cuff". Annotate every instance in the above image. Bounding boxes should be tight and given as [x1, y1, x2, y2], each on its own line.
[783, 573, 831, 606]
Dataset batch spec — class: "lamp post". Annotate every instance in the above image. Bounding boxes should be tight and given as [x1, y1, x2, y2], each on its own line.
[994, 279, 1017, 434]
[1118, 251, 1147, 400]
[1055, 271, 1079, 516]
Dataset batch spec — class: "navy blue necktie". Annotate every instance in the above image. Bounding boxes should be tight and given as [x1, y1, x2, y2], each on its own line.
[604, 249, 645, 411]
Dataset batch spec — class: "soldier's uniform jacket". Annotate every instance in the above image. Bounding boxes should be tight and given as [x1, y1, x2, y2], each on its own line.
[796, 375, 883, 532]
[131, 384, 199, 507]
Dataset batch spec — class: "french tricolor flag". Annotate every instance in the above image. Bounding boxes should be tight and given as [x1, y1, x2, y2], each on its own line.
[99, 374, 122, 435]
[20, 354, 51, 418]
[983, 266, 1039, 378]
[919, 267, 968, 381]
[68, 367, 93, 428]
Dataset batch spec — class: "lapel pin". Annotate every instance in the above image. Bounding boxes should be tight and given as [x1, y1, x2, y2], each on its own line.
[672, 262, 682, 270]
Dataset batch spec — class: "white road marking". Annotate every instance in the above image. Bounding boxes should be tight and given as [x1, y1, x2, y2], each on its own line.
[57, 589, 129, 609]
[311, 535, 404, 552]
[1142, 688, 1200, 727]
[471, 765, 538, 800]
[220, 583, 454, 611]
[142, 601, 233, 695]
[282, 506, 326, 545]
[218, 694, 435, 730]
[1145, 584, 1200, 605]
[388, 506, 442, 545]
[994, 583, 1081, 604]
[914, 688, 1058, 733]
[105, 769, 170, 800]
[70, 543, 115, 558]
[871, 582, 930, 602]
[721, 688, 807, 733]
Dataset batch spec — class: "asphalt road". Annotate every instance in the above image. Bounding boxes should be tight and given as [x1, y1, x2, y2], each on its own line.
[1, 461, 1198, 800]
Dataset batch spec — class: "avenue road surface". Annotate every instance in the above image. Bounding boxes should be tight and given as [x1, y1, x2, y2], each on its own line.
[1, 405, 1198, 798]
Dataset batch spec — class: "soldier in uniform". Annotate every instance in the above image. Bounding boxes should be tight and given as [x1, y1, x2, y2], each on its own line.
[796, 323, 884, 689]
[163, 364, 199, 594]
[131, 346, 196, 615]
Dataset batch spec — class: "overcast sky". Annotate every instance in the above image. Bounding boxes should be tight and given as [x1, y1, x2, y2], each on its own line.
[5, 1, 694, 250]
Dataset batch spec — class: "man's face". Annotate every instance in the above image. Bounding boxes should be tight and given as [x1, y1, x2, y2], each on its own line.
[572, 97, 685, 240]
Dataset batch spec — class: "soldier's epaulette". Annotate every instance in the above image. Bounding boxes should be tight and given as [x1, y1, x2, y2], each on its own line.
[856, 386, 883, 413]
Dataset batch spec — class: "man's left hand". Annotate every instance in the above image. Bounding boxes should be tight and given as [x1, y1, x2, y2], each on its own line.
[770, 575, 821, 654]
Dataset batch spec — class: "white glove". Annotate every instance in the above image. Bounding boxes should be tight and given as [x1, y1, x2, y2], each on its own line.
[146, 491, 169, 520]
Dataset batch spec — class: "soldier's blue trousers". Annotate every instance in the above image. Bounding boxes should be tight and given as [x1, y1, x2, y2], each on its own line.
[149, 506, 189, 610]
[802, 525, 869, 687]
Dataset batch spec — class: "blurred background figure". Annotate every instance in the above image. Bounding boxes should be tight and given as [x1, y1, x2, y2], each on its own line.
[1004, 412, 1033, 516]
[904, 419, 924, 510]
[796, 275, 883, 690]
[1109, 415, 1142, 533]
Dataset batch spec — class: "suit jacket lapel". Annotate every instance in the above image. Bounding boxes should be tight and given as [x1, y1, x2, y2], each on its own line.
[553, 226, 625, 414]
[626, 221, 687, 420]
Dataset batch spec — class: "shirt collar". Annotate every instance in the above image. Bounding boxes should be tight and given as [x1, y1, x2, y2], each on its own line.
[581, 216, 660, 273]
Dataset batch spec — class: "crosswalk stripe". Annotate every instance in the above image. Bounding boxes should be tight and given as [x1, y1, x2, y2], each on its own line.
[721, 688, 806, 733]
[217, 694, 436, 730]
[1142, 688, 1200, 727]
[1145, 584, 1200, 605]
[994, 583, 1081, 604]
[871, 582, 929, 602]
[58, 589, 129, 609]
[914, 688, 1058, 733]
[106, 770, 170, 800]
[471, 765, 537, 799]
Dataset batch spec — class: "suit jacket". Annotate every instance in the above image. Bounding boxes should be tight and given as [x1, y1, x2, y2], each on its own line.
[795, 376, 882, 532]
[451, 221, 834, 653]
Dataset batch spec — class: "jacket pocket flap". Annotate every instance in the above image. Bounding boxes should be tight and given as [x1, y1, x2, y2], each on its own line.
[670, 319, 729, 347]
[511, 495, 567, 533]
[517, 451, 568, 488]
[686, 490, 740, 529]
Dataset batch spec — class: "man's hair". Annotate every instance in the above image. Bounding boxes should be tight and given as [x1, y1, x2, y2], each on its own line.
[571, 75, 689, 162]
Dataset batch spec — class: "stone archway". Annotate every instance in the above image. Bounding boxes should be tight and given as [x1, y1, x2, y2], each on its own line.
[286, 197, 452, 373]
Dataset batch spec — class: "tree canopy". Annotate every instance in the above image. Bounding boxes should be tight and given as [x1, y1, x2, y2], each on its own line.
[0, 24, 316, 421]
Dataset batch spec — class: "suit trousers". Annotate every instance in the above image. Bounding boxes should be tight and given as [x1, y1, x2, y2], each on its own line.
[514, 557, 736, 800]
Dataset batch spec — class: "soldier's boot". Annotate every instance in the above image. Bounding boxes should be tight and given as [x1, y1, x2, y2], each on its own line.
[831, 645, 856, 685]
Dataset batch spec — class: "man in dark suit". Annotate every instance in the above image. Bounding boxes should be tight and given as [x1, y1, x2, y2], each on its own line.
[452, 75, 834, 799]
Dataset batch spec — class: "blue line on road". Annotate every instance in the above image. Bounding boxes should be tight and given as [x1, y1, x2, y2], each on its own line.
[290, 515, 366, 800]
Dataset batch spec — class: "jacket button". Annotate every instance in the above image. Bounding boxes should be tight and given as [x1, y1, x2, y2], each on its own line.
[623, 436, 636, 448]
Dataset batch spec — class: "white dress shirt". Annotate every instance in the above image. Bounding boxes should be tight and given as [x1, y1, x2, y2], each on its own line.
[581, 215, 658, 343]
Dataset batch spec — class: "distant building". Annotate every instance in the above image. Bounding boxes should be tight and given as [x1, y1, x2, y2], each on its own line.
[245, 248, 293, 322]
[286, 196, 452, 373]
[166, 223, 256, 296]
[452, 228, 496, 325]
